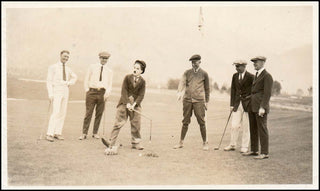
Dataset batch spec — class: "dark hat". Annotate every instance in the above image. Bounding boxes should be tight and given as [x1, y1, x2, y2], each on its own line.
[135, 60, 146, 74]
[189, 54, 201, 61]
[250, 56, 266, 62]
[233, 60, 247, 66]
[99, 51, 111, 58]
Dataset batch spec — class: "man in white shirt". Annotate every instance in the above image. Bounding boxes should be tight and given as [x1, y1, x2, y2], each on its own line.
[46, 50, 77, 142]
[79, 51, 113, 140]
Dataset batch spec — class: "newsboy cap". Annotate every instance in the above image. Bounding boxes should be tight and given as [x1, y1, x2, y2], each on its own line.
[189, 54, 201, 61]
[135, 60, 146, 74]
[99, 51, 111, 58]
[233, 60, 247, 65]
[250, 56, 266, 62]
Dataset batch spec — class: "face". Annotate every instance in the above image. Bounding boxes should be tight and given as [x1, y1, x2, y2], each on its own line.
[192, 60, 201, 70]
[253, 60, 265, 70]
[133, 63, 143, 76]
[60, 52, 69, 64]
[99, 57, 109, 65]
[235, 64, 246, 73]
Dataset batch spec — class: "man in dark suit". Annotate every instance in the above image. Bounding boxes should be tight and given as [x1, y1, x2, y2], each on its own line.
[224, 60, 255, 153]
[102, 60, 147, 152]
[243, 56, 273, 159]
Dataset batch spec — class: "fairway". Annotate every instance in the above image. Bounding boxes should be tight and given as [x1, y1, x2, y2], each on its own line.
[5, 90, 313, 186]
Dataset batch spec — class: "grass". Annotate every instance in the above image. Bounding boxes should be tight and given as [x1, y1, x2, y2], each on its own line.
[5, 88, 314, 187]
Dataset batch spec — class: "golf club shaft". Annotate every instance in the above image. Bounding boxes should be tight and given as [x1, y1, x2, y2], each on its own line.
[132, 109, 152, 142]
[102, 100, 107, 136]
[216, 110, 233, 149]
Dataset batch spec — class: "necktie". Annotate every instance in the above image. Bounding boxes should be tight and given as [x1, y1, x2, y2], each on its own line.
[239, 73, 243, 82]
[99, 66, 103, 81]
[255, 72, 259, 79]
[62, 63, 66, 81]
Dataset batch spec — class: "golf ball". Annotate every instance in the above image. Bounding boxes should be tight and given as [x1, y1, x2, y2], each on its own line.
[139, 153, 142, 157]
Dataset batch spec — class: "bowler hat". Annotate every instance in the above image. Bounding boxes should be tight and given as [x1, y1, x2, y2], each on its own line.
[135, 60, 146, 74]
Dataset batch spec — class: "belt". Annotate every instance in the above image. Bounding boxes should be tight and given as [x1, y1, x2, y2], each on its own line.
[89, 88, 105, 92]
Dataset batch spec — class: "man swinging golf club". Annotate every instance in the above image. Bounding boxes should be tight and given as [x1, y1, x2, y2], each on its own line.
[173, 54, 210, 151]
[46, 50, 77, 142]
[101, 60, 147, 155]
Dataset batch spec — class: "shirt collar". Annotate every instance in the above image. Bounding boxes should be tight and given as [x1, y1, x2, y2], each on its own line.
[193, 67, 201, 73]
[257, 67, 265, 76]
[58, 61, 65, 66]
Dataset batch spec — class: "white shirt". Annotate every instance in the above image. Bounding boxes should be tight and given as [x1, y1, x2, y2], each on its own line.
[47, 62, 78, 97]
[239, 70, 246, 80]
[256, 67, 265, 77]
[84, 63, 113, 96]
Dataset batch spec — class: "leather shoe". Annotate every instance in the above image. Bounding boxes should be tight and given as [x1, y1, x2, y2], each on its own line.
[203, 142, 209, 151]
[173, 142, 183, 149]
[224, 145, 236, 151]
[46, 135, 54, 142]
[92, 134, 100, 139]
[78, 134, 87, 140]
[54, 135, 64, 140]
[132, 144, 144, 150]
[240, 147, 249, 153]
[242, 151, 259, 156]
[254, 154, 269, 160]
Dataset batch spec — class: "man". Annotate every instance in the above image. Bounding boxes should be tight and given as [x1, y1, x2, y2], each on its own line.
[46, 50, 77, 142]
[173, 54, 210, 151]
[224, 60, 255, 153]
[79, 51, 113, 140]
[101, 60, 147, 152]
[243, 56, 273, 159]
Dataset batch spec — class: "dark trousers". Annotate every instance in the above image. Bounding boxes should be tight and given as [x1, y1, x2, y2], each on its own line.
[82, 89, 105, 134]
[180, 100, 207, 143]
[250, 112, 269, 154]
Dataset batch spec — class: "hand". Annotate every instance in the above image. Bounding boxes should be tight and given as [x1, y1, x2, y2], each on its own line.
[126, 103, 133, 111]
[128, 96, 134, 104]
[230, 106, 234, 112]
[258, 107, 265, 117]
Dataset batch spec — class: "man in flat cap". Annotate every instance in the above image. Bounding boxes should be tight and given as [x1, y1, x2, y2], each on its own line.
[224, 60, 255, 153]
[46, 50, 77, 142]
[243, 56, 273, 159]
[173, 54, 210, 151]
[79, 51, 113, 140]
[101, 60, 147, 153]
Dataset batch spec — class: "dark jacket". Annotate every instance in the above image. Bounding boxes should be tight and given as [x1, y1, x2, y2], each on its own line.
[117, 74, 146, 108]
[182, 68, 210, 103]
[251, 69, 273, 113]
[230, 71, 254, 112]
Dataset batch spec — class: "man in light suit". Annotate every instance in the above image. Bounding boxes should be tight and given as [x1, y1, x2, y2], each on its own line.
[224, 60, 255, 153]
[243, 56, 273, 159]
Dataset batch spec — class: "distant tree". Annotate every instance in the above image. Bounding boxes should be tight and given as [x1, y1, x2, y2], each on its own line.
[272, 80, 282, 96]
[213, 82, 219, 91]
[308, 86, 313, 96]
[167, 78, 180, 90]
[296, 89, 304, 97]
[220, 84, 228, 93]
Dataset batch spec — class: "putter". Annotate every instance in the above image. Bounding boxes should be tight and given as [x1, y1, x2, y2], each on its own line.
[38, 100, 52, 141]
[214, 110, 233, 150]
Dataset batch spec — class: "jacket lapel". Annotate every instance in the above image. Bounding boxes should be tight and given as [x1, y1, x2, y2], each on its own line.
[253, 70, 266, 85]
[240, 71, 248, 86]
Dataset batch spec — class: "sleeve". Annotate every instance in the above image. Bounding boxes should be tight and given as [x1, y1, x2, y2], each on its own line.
[84, 65, 91, 92]
[177, 72, 187, 94]
[46, 66, 54, 98]
[260, 73, 273, 109]
[68, 68, 77, 85]
[121, 75, 130, 104]
[230, 75, 235, 106]
[135, 80, 146, 106]
[204, 72, 210, 103]
[105, 70, 113, 96]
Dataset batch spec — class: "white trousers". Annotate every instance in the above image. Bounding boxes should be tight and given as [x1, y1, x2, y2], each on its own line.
[47, 86, 69, 136]
[229, 103, 250, 149]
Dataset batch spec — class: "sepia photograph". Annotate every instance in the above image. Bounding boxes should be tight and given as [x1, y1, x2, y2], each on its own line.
[1, 1, 319, 189]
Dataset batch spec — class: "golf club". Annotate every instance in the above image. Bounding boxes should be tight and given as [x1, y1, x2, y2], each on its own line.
[37, 100, 52, 141]
[214, 110, 233, 150]
[132, 108, 152, 142]
[102, 100, 107, 136]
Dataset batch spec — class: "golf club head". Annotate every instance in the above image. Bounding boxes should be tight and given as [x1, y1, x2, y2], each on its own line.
[214, 147, 220, 150]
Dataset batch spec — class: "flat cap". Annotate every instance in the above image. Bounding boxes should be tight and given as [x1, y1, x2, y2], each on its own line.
[233, 60, 247, 65]
[189, 54, 201, 61]
[250, 56, 266, 62]
[135, 60, 146, 74]
[99, 51, 111, 58]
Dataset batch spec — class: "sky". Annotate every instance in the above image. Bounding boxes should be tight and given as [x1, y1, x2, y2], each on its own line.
[4, 2, 316, 94]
